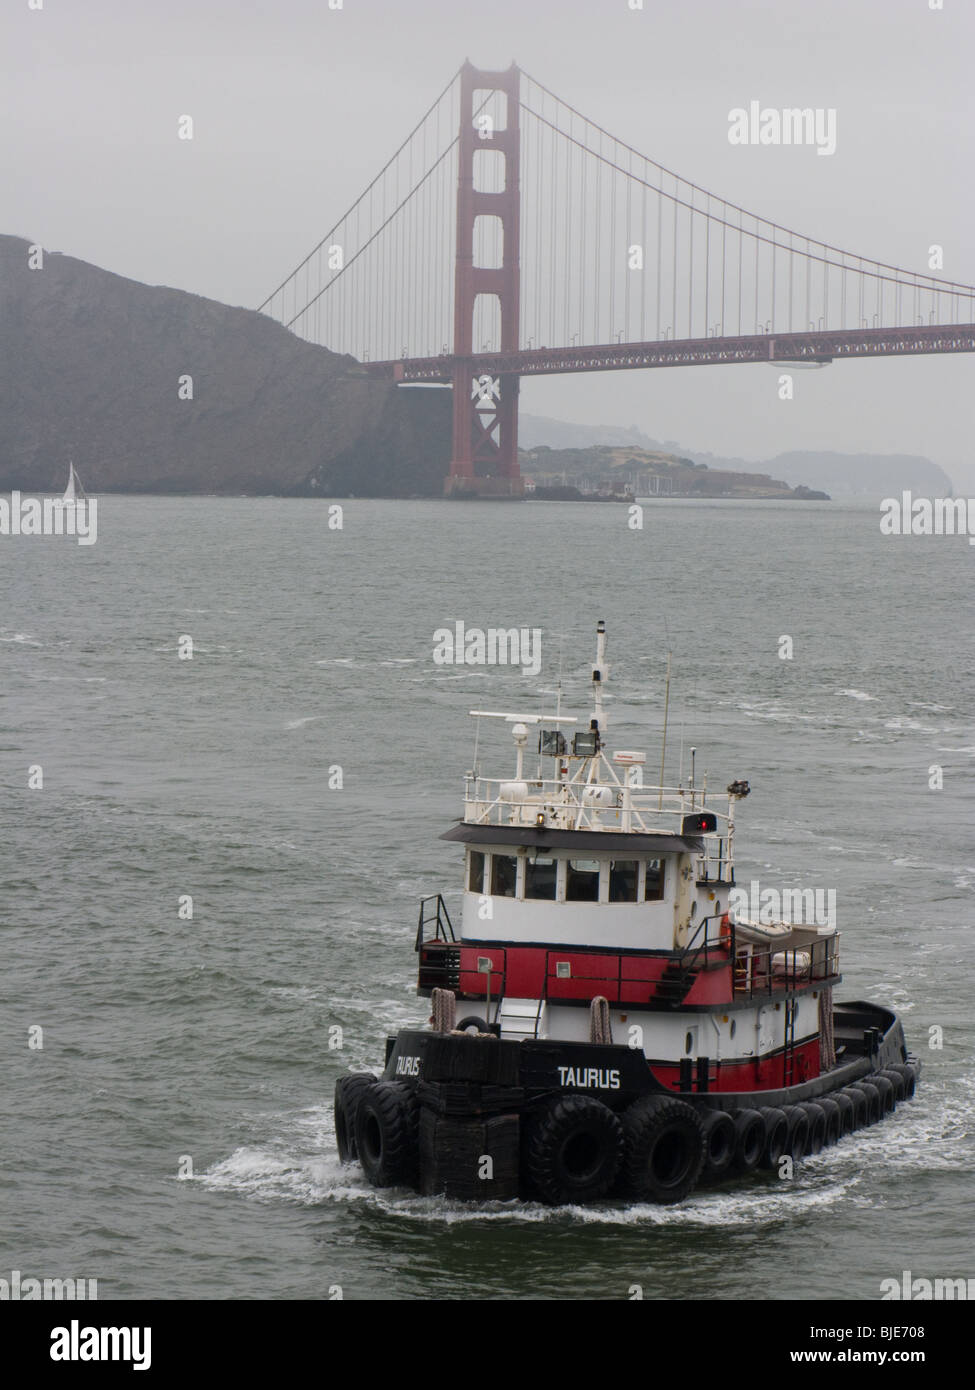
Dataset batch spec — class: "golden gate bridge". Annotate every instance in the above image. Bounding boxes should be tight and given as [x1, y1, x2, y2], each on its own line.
[258, 62, 975, 497]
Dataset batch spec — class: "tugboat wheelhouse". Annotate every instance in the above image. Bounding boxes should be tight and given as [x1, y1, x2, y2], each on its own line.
[335, 622, 919, 1206]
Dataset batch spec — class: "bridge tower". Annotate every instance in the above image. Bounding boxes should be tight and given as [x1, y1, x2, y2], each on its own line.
[446, 61, 523, 498]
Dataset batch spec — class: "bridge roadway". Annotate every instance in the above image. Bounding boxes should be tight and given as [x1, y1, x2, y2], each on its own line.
[359, 323, 975, 382]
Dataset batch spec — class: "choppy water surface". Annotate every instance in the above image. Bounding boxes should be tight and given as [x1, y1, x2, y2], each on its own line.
[1, 496, 972, 1300]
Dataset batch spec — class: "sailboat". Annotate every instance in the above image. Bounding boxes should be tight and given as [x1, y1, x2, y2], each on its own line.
[55, 462, 86, 507]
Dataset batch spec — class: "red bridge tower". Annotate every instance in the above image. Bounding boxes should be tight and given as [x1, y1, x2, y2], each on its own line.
[446, 62, 523, 498]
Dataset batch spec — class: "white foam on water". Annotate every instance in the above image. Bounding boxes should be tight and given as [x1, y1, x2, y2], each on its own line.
[0, 631, 43, 645]
[200, 1077, 971, 1224]
[840, 689, 877, 702]
[284, 716, 322, 729]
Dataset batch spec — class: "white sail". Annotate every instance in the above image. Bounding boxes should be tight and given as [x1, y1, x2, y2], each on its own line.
[60, 462, 86, 503]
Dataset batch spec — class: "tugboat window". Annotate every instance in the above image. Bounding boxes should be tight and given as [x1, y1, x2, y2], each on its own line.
[644, 858, 664, 901]
[566, 859, 600, 902]
[490, 854, 518, 898]
[525, 855, 557, 900]
[468, 850, 484, 893]
[609, 860, 638, 902]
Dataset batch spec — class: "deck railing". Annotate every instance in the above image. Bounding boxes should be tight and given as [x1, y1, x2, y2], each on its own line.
[462, 773, 728, 836]
[732, 930, 841, 998]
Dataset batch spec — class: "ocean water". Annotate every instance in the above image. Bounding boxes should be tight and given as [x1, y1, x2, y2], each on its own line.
[1, 495, 972, 1302]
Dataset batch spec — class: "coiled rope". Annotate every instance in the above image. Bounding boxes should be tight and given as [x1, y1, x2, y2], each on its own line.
[432, 987, 456, 1034]
[589, 995, 613, 1045]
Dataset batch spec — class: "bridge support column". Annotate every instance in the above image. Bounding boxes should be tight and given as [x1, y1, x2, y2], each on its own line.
[446, 61, 523, 498]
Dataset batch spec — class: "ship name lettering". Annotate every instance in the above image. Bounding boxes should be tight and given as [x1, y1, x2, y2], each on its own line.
[395, 1055, 420, 1076]
[557, 1066, 620, 1089]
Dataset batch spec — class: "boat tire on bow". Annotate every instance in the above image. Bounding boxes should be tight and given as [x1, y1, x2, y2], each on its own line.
[334, 1073, 377, 1163]
[620, 1096, 705, 1204]
[354, 1081, 420, 1188]
[523, 1094, 623, 1205]
[454, 1017, 491, 1035]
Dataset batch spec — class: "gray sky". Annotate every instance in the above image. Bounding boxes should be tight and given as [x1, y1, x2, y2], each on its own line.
[3, 0, 973, 487]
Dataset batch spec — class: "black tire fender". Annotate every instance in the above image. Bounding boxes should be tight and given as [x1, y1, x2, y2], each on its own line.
[878, 1068, 906, 1101]
[799, 1101, 828, 1156]
[732, 1108, 766, 1172]
[840, 1085, 870, 1128]
[832, 1091, 856, 1135]
[523, 1094, 622, 1205]
[870, 1074, 896, 1114]
[779, 1104, 810, 1162]
[758, 1107, 789, 1169]
[895, 1063, 918, 1099]
[851, 1080, 882, 1125]
[700, 1109, 736, 1178]
[334, 1073, 377, 1163]
[354, 1081, 420, 1188]
[816, 1096, 842, 1145]
[620, 1095, 705, 1204]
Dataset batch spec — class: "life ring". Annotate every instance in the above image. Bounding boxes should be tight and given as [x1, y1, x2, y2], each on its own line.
[523, 1094, 622, 1205]
[334, 1072, 377, 1163]
[354, 1081, 420, 1188]
[619, 1095, 705, 1204]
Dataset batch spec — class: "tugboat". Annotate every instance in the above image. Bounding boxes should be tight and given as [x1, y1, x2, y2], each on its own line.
[335, 622, 919, 1205]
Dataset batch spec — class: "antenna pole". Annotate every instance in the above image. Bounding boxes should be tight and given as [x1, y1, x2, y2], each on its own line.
[657, 651, 672, 810]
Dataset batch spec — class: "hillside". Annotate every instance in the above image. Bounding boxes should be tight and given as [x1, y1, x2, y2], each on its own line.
[0, 235, 450, 495]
